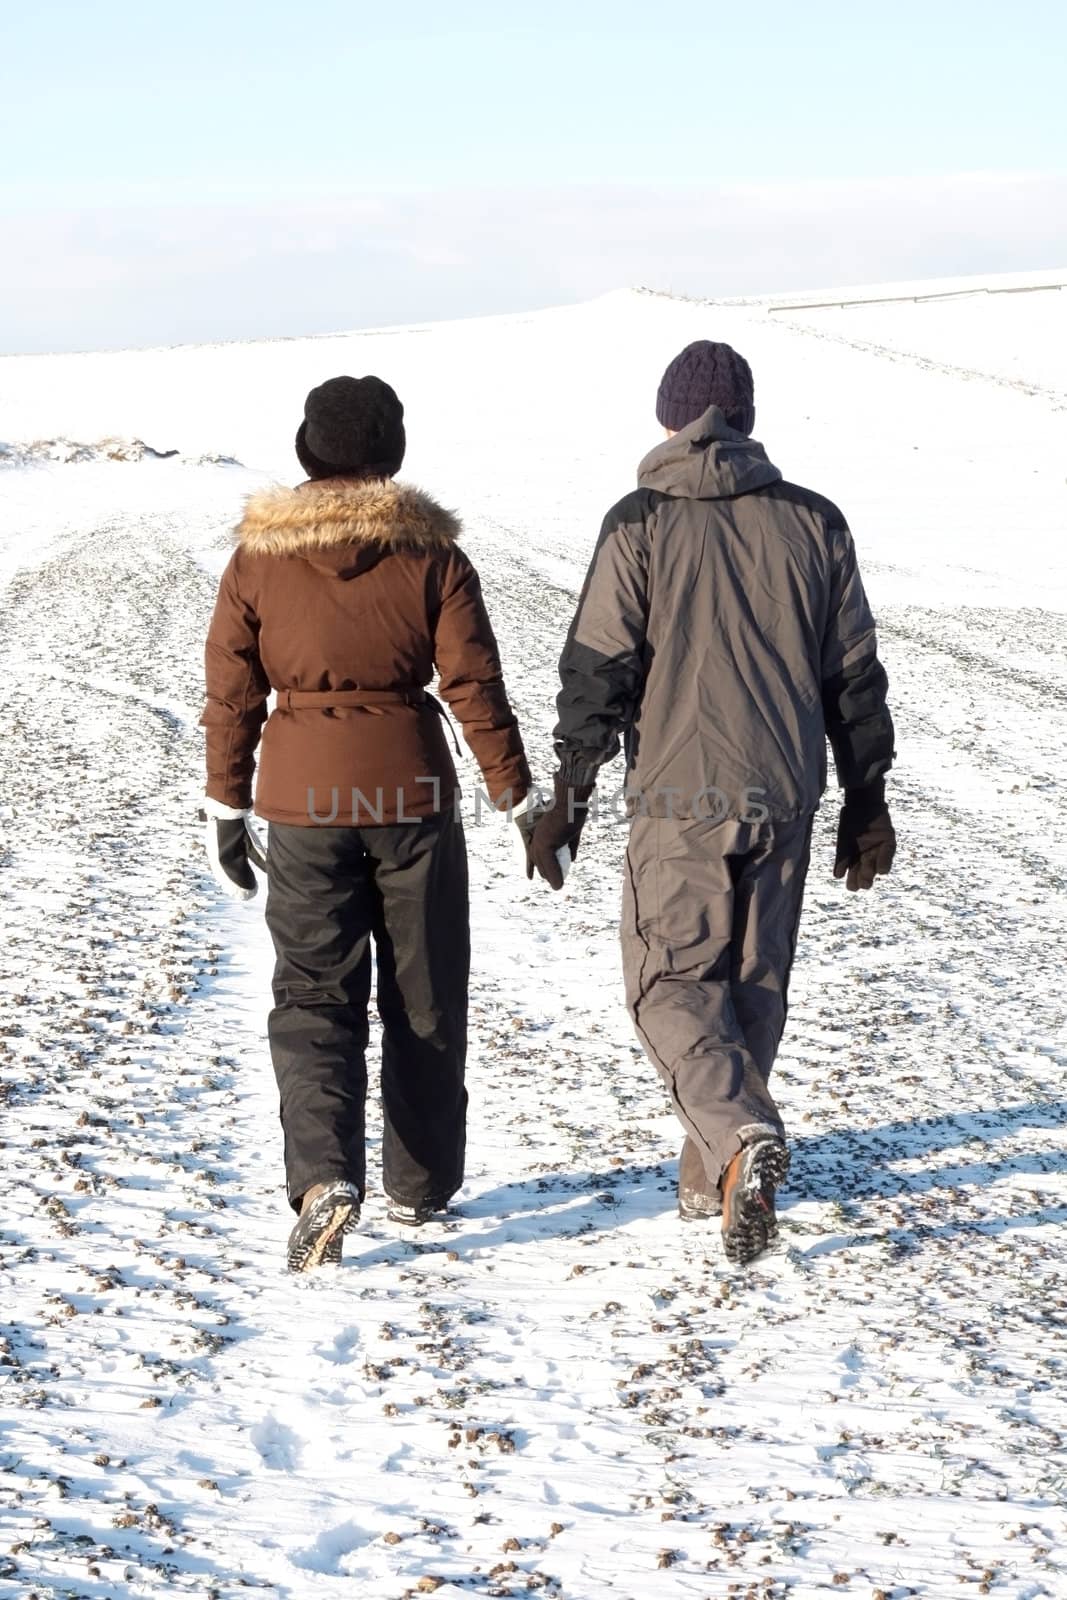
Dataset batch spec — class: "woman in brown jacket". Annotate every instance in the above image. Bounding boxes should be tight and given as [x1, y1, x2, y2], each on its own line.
[201, 375, 530, 1270]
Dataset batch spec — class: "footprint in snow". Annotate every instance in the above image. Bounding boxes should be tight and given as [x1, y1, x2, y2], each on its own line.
[317, 1325, 360, 1364]
[291, 1517, 373, 1575]
[250, 1414, 304, 1471]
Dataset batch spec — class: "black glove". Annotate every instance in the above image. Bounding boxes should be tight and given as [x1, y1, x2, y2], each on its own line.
[833, 779, 895, 892]
[199, 802, 268, 901]
[527, 774, 595, 891]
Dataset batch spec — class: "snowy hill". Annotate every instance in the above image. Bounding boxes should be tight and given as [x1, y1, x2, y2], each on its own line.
[1, 274, 1066, 1600]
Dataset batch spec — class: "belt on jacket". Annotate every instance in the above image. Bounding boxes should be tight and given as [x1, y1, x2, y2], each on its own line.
[275, 687, 428, 711]
[273, 685, 461, 752]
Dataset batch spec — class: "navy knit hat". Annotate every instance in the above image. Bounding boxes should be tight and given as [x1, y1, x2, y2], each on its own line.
[656, 341, 755, 436]
[296, 375, 406, 481]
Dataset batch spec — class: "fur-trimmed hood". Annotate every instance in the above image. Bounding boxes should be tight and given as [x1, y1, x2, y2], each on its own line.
[236, 479, 462, 562]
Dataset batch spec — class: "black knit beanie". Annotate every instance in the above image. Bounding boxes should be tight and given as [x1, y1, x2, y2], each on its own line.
[656, 341, 755, 436]
[295, 375, 406, 480]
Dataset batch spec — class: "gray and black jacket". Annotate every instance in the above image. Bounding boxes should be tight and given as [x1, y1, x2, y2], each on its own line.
[554, 406, 894, 820]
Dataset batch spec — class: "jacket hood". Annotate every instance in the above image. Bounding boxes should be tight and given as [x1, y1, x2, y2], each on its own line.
[637, 405, 782, 501]
[235, 478, 461, 577]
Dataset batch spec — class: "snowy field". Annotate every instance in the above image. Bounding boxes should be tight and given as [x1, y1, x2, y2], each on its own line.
[1, 272, 1066, 1600]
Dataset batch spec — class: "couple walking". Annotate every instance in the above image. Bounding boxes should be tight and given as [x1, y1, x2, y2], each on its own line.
[201, 341, 895, 1272]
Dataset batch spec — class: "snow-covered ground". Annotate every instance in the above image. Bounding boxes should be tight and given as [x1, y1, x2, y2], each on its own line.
[1, 274, 1066, 1600]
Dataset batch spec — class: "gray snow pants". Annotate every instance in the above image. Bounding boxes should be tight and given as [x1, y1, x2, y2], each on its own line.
[622, 811, 813, 1198]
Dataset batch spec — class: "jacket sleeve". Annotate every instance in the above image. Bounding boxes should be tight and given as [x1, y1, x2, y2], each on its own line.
[553, 493, 652, 785]
[433, 551, 530, 808]
[820, 513, 895, 790]
[201, 552, 271, 811]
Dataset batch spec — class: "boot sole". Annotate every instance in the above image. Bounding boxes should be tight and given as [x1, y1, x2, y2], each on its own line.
[721, 1141, 790, 1266]
[287, 1194, 360, 1273]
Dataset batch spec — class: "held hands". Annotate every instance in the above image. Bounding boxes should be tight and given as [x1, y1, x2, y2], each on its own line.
[833, 780, 895, 891]
[199, 799, 268, 901]
[512, 791, 544, 873]
[521, 774, 595, 891]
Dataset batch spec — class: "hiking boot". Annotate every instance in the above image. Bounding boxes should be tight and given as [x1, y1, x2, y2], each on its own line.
[386, 1197, 448, 1227]
[287, 1180, 361, 1272]
[720, 1136, 789, 1265]
[678, 1135, 721, 1221]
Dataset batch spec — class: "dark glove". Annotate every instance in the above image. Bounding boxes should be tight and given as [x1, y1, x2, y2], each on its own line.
[833, 779, 895, 892]
[512, 790, 544, 872]
[199, 802, 268, 901]
[527, 773, 595, 891]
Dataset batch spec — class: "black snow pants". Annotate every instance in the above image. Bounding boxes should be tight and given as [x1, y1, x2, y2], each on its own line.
[264, 810, 470, 1213]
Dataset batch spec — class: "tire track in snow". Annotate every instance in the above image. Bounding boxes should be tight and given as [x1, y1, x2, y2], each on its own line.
[0, 511, 279, 1598]
[882, 606, 1067, 706]
[771, 314, 1067, 409]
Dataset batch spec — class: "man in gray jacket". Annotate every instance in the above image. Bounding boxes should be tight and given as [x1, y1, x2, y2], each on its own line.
[528, 341, 896, 1265]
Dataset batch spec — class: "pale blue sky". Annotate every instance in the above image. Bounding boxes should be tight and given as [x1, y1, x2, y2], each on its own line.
[2, 0, 1065, 350]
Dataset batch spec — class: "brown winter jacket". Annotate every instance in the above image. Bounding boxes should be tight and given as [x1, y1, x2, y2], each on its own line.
[202, 478, 530, 826]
